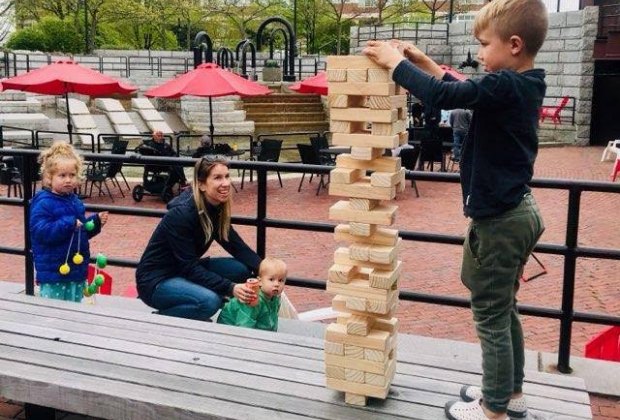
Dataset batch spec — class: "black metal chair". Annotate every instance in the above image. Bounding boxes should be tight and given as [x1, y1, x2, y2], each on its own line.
[297, 143, 329, 195]
[399, 147, 420, 197]
[241, 139, 283, 189]
[86, 139, 130, 201]
[0, 163, 22, 198]
[419, 137, 445, 171]
[310, 135, 334, 165]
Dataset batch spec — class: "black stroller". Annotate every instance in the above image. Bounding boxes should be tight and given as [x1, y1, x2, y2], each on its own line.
[132, 143, 182, 203]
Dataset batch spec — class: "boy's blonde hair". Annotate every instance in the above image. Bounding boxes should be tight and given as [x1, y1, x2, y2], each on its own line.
[259, 257, 287, 277]
[38, 141, 84, 188]
[474, 0, 548, 57]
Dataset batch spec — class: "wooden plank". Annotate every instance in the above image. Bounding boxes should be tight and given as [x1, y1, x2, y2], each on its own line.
[330, 168, 365, 184]
[326, 69, 347, 82]
[349, 222, 375, 237]
[337, 155, 400, 173]
[346, 69, 368, 82]
[325, 353, 390, 375]
[328, 264, 359, 284]
[367, 95, 407, 110]
[329, 95, 365, 109]
[335, 224, 399, 246]
[326, 56, 384, 69]
[334, 248, 398, 271]
[325, 323, 391, 351]
[371, 120, 407, 136]
[367, 68, 391, 83]
[350, 147, 385, 161]
[329, 82, 396, 97]
[349, 198, 379, 211]
[331, 108, 398, 124]
[332, 132, 400, 149]
[329, 201, 397, 225]
[371, 171, 403, 188]
[329, 178, 396, 201]
[369, 262, 402, 290]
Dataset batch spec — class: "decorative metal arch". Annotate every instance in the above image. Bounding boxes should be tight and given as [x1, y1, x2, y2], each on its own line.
[235, 39, 257, 79]
[192, 31, 213, 68]
[256, 17, 296, 81]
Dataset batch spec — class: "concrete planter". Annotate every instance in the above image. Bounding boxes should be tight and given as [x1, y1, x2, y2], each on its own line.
[262, 67, 282, 82]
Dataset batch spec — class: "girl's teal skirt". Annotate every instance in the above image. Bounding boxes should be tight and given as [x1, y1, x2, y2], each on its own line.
[40, 281, 85, 303]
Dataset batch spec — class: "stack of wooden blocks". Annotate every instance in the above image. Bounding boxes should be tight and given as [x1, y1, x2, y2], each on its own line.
[324, 55, 407, 406]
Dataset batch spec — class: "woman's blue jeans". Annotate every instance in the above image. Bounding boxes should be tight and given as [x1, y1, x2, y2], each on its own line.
[461, 194, 545, 413]
[150, 257, 252, 321]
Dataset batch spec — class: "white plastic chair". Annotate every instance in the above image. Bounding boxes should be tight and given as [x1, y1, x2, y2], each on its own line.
[601, 139, 620, 162]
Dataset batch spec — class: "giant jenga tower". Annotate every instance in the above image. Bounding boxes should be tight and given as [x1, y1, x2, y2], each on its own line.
[323, 55, 406, 406]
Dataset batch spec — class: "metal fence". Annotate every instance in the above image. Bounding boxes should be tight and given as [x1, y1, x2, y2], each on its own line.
[0, 148, 619, 373]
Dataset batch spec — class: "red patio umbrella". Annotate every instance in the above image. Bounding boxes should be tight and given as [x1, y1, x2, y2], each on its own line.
[145, 62, 271, 137]
[1, 60, 136, 142]
[289, 72, 328, 96]
[439, 64, 467, 81]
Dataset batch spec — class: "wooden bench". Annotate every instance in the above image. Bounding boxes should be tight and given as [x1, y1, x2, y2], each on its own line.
[0, 292, 592, 419]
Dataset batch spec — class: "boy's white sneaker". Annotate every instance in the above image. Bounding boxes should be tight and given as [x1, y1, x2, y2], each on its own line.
[460, 385, 528, 419]
[445, 399, 509, 420]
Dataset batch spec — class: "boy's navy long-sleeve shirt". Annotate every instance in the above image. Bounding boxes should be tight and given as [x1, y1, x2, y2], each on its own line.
[392, 60, 546, 219]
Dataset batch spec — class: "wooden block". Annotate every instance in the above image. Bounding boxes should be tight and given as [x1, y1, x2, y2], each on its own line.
[345, 368, 365, 383]
[344, 344, 365, 359]
[349, 198, 379, 211]
[365, 358, 396, 387]
[349, 243, 370, 261]
[326, 55, 384, 69]
[346, 69, 367, 82]
[333, 295, 398, 319]
[367, 95, 407, 110]
[345, 296, 367, 311]
[369, 239, 401, 264]
[367, 68, 391, 83]
[326, 323, 391, 350]
[325, 364, 346, 380]
[350, 147, 384, 161]
[371, 171, 402, 188]
[329, 95, 366, 108]
[395, 167, 407, 193]
[329, 178, 396, 201]
[399, 131, 408, 145]
[330, 120, 354, 134]
[327, 277, 393, 301]
[366, 292, 399, 315]
[329, 201, 397, 225]
[326, 68, 347, 82]
[332, 132, 400, 149]
[374, 317, 399, 335]
[335, 224, 399, 246]
[328, 263, 359, 284]
[329, 82, 396, 97]
[338, 313, 398, 335]
[334, 247, 398, 271]
[325, 352, 390, 375]
[326, 377, 390, 399]
[324, 340, 345, 355]
[369, 261, 402, 289]
[345, 393, 367, 406]
[331, 108, 398, 124]
[330, 168, 364, 184]
[371, 119, 407, 136]
[398, 107, 407, 120]
[396, 84, 407, 95]
[346, 314, 374, 336]
[337, 154, 400, 173]
[349, 222, 374, 237]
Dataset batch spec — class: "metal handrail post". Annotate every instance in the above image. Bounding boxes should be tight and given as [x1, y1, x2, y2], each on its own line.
[557, 186, 581, 373]
[22, 155, 35, 296]
[256, 168, 267, 258]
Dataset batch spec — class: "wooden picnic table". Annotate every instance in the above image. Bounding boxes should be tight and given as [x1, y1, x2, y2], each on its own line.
[0, 292, 592, 419]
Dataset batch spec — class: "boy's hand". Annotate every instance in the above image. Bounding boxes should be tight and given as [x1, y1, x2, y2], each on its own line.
[98, 211, 109, 226]
[363, 40, 405, 70]
[392, 40, 426, 65]
[233, 283, 257, 305]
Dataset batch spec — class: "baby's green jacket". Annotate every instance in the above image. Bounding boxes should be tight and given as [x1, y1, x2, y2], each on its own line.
[217, 290, 280, 331]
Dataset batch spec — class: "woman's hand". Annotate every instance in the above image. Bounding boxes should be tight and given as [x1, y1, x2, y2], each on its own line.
[363, 40, 405, 70]
[233, 283, 257, 304]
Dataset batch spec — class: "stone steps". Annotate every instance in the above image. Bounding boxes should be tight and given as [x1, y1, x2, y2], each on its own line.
[243, 103, 325, 113]
[254, 120, 329, 135]
[243, 94, 323, 104]
[0, 99, 42, 113]
[250, 112, 327, 123]
[0, 113, 50, 131]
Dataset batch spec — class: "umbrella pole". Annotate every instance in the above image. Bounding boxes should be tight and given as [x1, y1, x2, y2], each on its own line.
[65, 92, 73, 144]
[209, 97, 215, 138]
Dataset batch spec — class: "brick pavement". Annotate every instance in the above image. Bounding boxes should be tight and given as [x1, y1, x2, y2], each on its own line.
[0, 145, 618, 418]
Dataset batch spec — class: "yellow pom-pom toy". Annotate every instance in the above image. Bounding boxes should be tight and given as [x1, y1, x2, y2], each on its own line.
[59, 263, 70, 275]
[72, 253, 84, 265]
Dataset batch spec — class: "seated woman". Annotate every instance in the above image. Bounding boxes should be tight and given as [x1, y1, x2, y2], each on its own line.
[135, 156, 261, 321]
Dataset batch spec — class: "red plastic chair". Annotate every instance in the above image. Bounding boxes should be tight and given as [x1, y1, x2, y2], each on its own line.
[611, 156, 620, 182]
[585, 326, 620, 362]
[87, 264, 112, 295]
[539, 96, 569, 125]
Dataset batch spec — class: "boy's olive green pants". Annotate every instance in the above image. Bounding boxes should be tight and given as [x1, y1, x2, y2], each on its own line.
[461, 194, 545, 413]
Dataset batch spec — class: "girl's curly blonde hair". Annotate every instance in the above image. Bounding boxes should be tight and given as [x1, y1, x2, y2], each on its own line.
[38, 141, 84, 188]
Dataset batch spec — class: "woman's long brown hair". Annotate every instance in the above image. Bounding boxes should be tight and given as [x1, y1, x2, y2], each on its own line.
[192, 156, 231, 242]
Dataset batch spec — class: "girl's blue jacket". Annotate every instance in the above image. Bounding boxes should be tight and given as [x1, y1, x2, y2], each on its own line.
[29, 189, 102, 284]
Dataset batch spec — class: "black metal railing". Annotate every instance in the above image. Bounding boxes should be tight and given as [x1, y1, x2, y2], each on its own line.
[0, 148, 619, 374]
[540, 96, 577, 125]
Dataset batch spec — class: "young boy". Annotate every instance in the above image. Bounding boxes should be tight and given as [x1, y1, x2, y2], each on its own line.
[217, 258, 287, 332]
[364, 0, 548, 419]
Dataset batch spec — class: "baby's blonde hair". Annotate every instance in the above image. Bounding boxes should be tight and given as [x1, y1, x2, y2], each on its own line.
[474, 0, 548, 57]
[259, 257, 288, 278]
[38, 141, 84, 188]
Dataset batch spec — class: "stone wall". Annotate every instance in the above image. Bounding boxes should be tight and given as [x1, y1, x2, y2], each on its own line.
[350, 8, 600, 145]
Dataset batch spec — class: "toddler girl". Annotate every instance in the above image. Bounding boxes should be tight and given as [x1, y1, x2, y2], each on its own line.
[29, 141, 108, 302]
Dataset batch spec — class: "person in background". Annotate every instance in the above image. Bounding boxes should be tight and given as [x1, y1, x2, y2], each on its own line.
[141, 130, 188, 188]
[449, 108, 473, 162]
